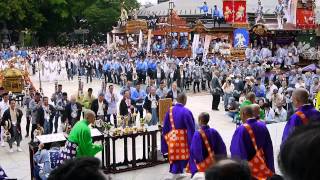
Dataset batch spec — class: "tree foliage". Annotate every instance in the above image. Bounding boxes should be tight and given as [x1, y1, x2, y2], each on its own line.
[0, 0, 140, 45]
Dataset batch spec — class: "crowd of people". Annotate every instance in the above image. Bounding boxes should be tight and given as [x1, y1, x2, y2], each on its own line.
[0, 40, 320, 179]
[2, 88, 316, 180]
[161, 89, 320, 179]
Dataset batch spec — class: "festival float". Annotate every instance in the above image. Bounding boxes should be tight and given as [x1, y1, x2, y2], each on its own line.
[0, 57, 35, 94]
[151, 10, 192, 57]
[221, 0, 249, 60]
[110, 2, 148, 55]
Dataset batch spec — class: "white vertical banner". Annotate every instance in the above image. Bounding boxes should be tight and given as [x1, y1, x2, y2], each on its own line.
[147, 29, 152, 53]
[107, 33, 110, 48]
[112, 34, 116, 44]
[203, 35, 212, 60]
[192, 34, 200, 58]
[289, 0, 298, 24]
[138, 30, 143, 49]
[316, 0, 320, 25]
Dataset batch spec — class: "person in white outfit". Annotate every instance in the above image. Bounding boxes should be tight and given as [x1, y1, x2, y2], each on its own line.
[105, 85, 119, 127]
[59, 59, 67, 81]
[43, 59, 50, 82]
[264, 103, 276, 123]
[266, 80, 278, 101]
[275, 0, 285, 29]
[49, 59, 58, 82]
[274, 103, 287, 122]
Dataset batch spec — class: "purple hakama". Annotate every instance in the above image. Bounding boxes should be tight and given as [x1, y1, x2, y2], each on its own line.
[230, 119, 274, 172]
[0, 165, 7, 179]
[161, 104, 195, 174]
[189, 125, 227, 175]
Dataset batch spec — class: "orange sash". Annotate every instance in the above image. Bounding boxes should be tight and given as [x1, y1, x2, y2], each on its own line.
[244, 124, 273, 180]
[164, 107, 189, 164]
[295, 111, 308, 125]
[195, 129, 215, 172]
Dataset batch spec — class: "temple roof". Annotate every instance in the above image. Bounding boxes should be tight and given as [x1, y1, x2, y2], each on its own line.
[138, 0, 279, 17]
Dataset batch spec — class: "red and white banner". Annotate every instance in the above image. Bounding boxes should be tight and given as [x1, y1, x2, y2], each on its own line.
[223, 0, 247, 24]
[223, 0, 234, 23]
[296, 8, 316, 29]
[233, 0, 246, 23]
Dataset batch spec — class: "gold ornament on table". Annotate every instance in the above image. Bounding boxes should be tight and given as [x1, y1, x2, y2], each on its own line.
[144, 112, 152, 124]
[132, 126, 138, 134]
[112, 128, 122, 136]
[102, 122, 113, 135]
[117, 115, 128, 128]
[139, 117, 145, 128]
[123, 126, 133, 135]
[130, 112, 137, 126]
[94, 117, 113, 135]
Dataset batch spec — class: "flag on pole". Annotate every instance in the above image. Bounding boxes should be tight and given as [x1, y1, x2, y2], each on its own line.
[192, 34, 200, 59]
[147, 29, 152, 53]
[203, 35, 212, 60]
[107, 33, 110, 48]
[138, 30, 143, 49]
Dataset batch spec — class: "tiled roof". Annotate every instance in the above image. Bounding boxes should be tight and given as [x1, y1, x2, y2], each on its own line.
[138, 0, 279, 16]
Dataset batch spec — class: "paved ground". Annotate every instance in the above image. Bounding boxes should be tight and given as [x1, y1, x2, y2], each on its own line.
[0, 75, 285, 180]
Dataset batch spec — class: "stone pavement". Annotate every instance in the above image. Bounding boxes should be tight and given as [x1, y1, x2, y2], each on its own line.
[0, 76, 285, 180]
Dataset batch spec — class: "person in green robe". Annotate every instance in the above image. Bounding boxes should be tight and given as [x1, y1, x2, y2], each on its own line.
[237, 92, 265, 121]
[59, 110, 102, 164]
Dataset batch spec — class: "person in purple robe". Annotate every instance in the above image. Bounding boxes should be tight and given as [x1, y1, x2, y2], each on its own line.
[282, 88, 320, 143]
[0, 165, 7, 179]
[189, 112, 227, 176]
[161, 93, 195, 176]
[230, 105, 275, 173]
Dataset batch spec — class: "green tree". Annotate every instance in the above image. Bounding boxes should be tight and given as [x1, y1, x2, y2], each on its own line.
[0, 0, 140, 45]
[83, 0, 139, 41]
[0, 0, 45, 30]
